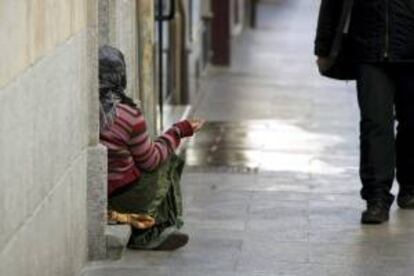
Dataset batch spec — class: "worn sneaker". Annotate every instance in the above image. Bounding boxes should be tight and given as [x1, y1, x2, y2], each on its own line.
[153, 232, 189, 251]
[397, 190, 414, 209]
[361, 200, 391, 224]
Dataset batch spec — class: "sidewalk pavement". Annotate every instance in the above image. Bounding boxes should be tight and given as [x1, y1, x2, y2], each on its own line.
[84, 0, 414, 275]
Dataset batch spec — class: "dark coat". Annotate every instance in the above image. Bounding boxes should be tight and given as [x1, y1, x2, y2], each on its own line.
[315, 0, 414, 62]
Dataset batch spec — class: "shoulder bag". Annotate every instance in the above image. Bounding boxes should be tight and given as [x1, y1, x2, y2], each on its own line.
[319, 0, 356, 80]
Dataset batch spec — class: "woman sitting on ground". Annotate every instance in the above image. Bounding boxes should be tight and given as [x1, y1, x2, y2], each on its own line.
[99, 45, 204, 250]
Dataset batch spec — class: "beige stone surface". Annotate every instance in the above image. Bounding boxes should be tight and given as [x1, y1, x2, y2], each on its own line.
[137, 0, 157, 135]
[0, 0, 30, 87]
[98, 0, 140, 103]
[0, 26, 91, 276]
[86, 0, 100, 146]
[0, 153, 88, 276]
[87, 144, 108, 261]
[110, 0, 139, 100]
[0, 0, 114, 273]
[72, 0, 88, 34]
[0, 0, 88, 87]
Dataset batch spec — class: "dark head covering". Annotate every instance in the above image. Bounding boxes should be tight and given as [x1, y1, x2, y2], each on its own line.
[99, 45, 127, 93]
[99, 45, 136, 129]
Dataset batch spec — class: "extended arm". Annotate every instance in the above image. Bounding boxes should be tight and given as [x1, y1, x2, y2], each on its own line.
[129, 115, 193, 171]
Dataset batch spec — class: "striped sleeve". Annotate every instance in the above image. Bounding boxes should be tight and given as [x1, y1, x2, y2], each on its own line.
[123, 107, 181, 172]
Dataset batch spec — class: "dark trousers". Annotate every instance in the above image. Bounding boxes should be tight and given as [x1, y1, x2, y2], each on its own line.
[356, 63, 414, 203]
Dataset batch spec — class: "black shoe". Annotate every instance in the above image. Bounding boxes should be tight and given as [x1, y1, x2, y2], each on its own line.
[361, 200, 391, 224]
[153, 232, 189, 251]
[397, 190, 414, 209]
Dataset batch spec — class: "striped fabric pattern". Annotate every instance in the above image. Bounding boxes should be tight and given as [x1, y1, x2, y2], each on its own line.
[100, 104, 193, 195]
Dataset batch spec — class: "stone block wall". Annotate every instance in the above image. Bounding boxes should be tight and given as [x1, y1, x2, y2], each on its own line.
[98, 0, 140, 101]
[0, 0, 98, 275]
[98, 0, 158, 135]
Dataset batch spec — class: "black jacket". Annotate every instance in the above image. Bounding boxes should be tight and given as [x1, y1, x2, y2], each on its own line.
[315, 0, 414, 62]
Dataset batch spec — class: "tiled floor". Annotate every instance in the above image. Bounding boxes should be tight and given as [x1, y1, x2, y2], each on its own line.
[85, 0, 414, 275]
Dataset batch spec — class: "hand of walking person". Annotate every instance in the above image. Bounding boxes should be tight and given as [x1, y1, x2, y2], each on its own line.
[188, 118, 205, 133]
[316, 56, 332, 72]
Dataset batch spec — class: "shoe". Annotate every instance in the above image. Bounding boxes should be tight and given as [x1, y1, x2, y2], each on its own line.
[153, 232, 189, 251]
[397, 190, 414, 209]
[361, 200, 390, 224]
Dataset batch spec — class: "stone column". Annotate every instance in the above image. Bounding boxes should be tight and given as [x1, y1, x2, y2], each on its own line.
[91, 0, 149, 261]
[88, 0, 108, 261]
[137, 0, 158, 136]
[169, 1, 184, 105]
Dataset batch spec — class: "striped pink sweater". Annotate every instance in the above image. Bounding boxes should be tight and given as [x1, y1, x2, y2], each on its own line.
[100, 104, 193, 196]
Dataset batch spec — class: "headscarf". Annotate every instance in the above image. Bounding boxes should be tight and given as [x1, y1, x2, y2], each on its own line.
[99, 45, 136, 130]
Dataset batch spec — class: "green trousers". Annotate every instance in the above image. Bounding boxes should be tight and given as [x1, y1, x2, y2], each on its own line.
[109, 155, 185, 249]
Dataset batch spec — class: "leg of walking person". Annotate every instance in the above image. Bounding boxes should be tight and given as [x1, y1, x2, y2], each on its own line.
[356, 64, 396, 223]
[393, 64, 414, 208]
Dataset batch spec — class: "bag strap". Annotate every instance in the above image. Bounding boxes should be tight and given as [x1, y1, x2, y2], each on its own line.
[330, 0, 354, 57]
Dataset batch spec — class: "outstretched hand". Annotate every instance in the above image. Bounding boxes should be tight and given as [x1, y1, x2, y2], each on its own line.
[188, 118, 205, 133]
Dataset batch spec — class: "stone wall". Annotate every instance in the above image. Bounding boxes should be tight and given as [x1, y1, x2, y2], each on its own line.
[98, 0, 161, 135]
[99, 0, 140, 102]
[0, 0, 98, 275]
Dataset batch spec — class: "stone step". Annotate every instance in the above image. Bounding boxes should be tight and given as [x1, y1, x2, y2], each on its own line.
[80, 224, 131, 276]
[105, 224, 132, 260]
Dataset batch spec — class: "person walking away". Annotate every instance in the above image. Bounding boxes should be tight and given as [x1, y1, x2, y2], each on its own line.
[315, 0, 414, 224]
